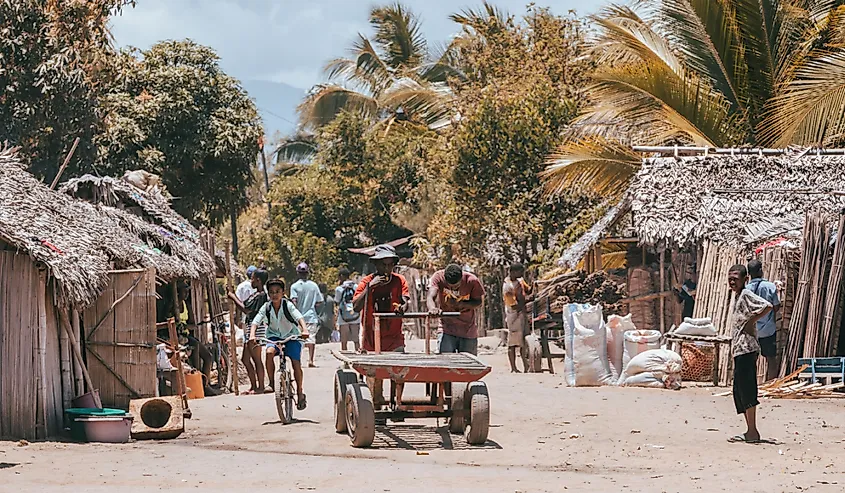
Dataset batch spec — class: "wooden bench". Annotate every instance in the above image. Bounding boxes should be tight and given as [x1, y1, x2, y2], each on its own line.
[797, 357, 845, 385]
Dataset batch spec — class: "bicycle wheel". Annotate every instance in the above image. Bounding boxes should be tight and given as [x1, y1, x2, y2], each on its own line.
[274, 364, 293, 424]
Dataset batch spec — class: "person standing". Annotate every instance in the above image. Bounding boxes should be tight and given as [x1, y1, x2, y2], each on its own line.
[228, 268, 269, 393]
[235, 266, 258, 311]
[291, 263, 323, 368]
[427, 264, 485, 355]
[352, 244, 409, 405]
[674, 263, 697, 320]
[746, 259, 781, 381]
[335, 267, 360, 351]
[727, 264, 772, 444]
[318, 282, 336, 344]
[503, 263, 533, 373]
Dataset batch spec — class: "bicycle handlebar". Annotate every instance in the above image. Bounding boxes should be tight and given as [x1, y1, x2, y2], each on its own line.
[255, 335, 307, 347]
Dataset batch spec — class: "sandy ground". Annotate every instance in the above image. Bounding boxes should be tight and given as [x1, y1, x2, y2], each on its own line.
[2, 337, 845, 493]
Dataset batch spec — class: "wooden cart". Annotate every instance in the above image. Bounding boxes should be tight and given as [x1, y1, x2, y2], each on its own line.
[331, 312, 491, 448]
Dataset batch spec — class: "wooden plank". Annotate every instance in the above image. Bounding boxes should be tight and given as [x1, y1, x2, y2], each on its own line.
[36, 270, 48, 439]
[43, 287, 64, 436]
[71, 310, 83, 396]
[85, 276, 116, 408]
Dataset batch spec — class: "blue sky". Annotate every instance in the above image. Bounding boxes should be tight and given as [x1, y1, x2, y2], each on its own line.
[110, 0, 603, 135]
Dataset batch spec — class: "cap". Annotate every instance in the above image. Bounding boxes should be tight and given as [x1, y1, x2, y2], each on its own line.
[296, 262, 309, 273]
[246, 265, 257, 277]
[370, 244, 399, 261]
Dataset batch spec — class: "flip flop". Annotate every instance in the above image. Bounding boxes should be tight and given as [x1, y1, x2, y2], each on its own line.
[728, 435, 761, 444]
[297, 394, 307, 411]
[241, 390, 255, 395]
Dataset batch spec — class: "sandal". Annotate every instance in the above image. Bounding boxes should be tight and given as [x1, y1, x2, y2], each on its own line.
[297, 394, 307, 411]
[728, 435, 761, 444]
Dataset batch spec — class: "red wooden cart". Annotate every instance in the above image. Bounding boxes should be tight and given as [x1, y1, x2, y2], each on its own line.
[331, 312, 492, 448]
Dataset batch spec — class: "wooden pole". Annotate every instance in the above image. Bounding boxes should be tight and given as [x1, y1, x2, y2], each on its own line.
[659, 249, 665, 334]
[49, 137, 80, 190]
[36, 270, 48, 438]
[71, 310, 84, 396]
[59, 310, 102, 408]
[167, 318, 191, 417]
[223, 242, 240, 395]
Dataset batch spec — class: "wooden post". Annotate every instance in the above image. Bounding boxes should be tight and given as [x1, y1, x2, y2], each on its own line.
[59, 310, 102, 408]
[36, 271, 48, 439]
[425, 317, 431, 355]
[71, 310, 84, 396]
[167, 318, 191, 417]
[374, 314, 382, 354]
[223, 242, 240, 395]
[659, 249, 666, 334]
[49, 137, 80, 190]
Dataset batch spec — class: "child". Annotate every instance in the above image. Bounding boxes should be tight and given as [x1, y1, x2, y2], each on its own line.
[727, 264, 772, 444]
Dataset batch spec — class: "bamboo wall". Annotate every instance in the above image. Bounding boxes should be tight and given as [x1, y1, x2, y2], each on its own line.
[0, 251, 64, 439]
[83, 269, 157, 410]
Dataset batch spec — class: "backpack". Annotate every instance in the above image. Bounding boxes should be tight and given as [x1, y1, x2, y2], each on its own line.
[339, 283, 358, 323]
[264, 298, 298, 325]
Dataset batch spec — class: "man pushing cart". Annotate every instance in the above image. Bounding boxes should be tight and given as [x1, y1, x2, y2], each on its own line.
[333, 244, 492, 448]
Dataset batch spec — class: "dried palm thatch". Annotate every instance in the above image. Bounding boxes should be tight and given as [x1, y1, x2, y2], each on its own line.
[0, 149, 157, 307]
[557, 197, 630, 268]
[60, 174, 215, 282]
[556, 153, 845, 266]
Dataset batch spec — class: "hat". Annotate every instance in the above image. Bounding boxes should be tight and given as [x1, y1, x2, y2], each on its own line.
[296, 262, 309, 273]
[266, 278, 286, 289]
[370, 244, 399, 261]
[246, 265, 257, 277]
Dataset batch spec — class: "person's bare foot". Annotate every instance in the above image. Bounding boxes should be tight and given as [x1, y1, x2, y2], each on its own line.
[308, 362, 317, 368]
[510, 368, 521, 373]
[745, 431, 761, 442]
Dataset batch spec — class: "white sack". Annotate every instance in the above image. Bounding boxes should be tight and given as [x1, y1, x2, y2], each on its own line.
[684, 317, 712, 326]
[606, 314, 636, 380]
[563, 304, 614, 387]
[620, 371, 682, 390]
[674, 321, 717, 337]
[622, 329, 662, 370]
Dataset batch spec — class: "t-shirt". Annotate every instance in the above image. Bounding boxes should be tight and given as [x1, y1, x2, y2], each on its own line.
[354, 273, 409, 352]
[251, 300, 304, 340]
[731, 289, 771, 357]
[746, 278, 780, 338]
[291, 279, 323, 324]
[430, 270, 485, 339]
[235, 279, 256, 302]
[502, 277, 530, 314]
[335, 280, 360, 325]
[677, 280, 696, 320]
[320, 295, 336, 331]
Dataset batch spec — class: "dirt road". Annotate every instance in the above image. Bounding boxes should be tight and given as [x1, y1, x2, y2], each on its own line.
[2, 338, 844, 492]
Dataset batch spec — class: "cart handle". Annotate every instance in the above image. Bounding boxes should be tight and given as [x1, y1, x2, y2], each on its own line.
[373, 312, 460, 319]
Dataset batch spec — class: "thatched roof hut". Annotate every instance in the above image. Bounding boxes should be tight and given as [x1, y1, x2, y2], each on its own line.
[558, 152, 845, 267]
[0, 149, 158, 308]
[60, 175, 215, 282]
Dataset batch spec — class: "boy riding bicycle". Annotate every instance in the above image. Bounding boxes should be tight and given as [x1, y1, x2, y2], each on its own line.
[250, 278, 310, 410]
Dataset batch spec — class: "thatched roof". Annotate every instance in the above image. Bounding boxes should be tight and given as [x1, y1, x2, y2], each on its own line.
[558, 199, 629, 269]
[0, 149, 164, 307]
[632, 153, 845, 246]
[60, 175, 215, 281]
[557, 152, 845, 266]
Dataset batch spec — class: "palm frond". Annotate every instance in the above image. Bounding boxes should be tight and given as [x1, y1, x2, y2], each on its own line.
[380, 79, 454, 128]
[273, 134, 318, 164]
[592, 4, 685, 76]
[732, 0, 779, 106]
[297, 85, 379, 129]
[450, 2, 509, 32]
[369, 3, 426, 69]
[759, 51, 845, 146]
[542, 137, 641, 198]
[418, 40, 468, 84]
[659, 0, 750, 120]
[325, 35, 393, 95]
[581, 63, 735, 146]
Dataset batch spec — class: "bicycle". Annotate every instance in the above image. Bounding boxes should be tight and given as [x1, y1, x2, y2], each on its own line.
[258, 335, 306, 424]
[207, 313, 231, 391]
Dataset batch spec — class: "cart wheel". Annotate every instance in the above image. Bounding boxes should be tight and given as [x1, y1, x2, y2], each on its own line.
[275, 369, 293, 424]
[465, 382, 490, 445]
[345, 383, 375, 448]
[526, 335, 543, 373]
[334, 370, 358, 433]
[448, 383, 468, 434]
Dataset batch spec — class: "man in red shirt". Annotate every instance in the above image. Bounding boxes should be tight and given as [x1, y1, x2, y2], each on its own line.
[427, 264, 485, 355]
[352, 244, 409, 405]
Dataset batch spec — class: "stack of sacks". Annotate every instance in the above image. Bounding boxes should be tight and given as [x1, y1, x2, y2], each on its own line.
[674, 317, 717, 337]
[619, 348, 683, 390]
[606, 314, 636, 381]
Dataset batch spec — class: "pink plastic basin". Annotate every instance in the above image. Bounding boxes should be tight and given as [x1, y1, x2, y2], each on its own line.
[74, 415, 133, 443]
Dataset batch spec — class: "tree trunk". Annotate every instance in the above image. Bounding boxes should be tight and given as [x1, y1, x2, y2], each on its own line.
[259, 149, 271, 219]
[230, 207, 239, 260]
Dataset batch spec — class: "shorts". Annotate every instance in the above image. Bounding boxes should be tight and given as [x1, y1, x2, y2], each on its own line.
[265, 337, 302, 361]
[505, 310, 527, 347]
[244, 325, 266, 342]
[439, 334, 477, 355]
[304, 323, 319, 344]
[758, 334, 777, 358]
[338, 323, 360, 340]
[733, 352, 759, 414]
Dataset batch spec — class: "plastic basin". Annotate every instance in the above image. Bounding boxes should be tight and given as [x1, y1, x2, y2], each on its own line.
[73, 415, 133, 443]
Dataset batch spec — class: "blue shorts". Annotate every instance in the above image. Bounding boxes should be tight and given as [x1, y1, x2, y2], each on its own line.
[265, 337, 302, 361]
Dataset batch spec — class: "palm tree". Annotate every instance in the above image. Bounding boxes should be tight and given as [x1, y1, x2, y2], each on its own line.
[298, 3, 464, 130]
[543, 0, 845, 199]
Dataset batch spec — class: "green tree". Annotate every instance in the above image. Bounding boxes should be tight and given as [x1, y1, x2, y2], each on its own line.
[0, 0, 132, 180]
[544, 1, 845, 199]
[96, 40, 262, 225]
